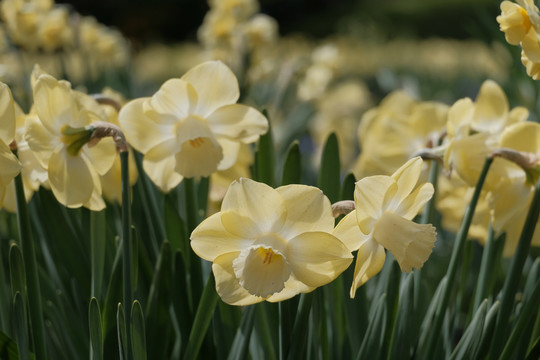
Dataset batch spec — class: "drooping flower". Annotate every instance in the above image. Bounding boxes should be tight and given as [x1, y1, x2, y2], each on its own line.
[333, 157, 437, 298]
[24, 71, 116, 210]
[118, 60, 268, 192]
[191, 178, 353, 306]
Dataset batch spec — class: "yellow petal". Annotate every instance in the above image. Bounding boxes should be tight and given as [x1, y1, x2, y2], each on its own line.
[82, 168, 106, 211]
[118, 98, 175, 154]
[267, 274, 315, 302]
[333, 210, 368, 251]
[350, 239, 386, 298]
[354, 175, 394, 234]
[221, 178, 286, 234]
[143, 141, 183, 192]
[144, 78, 197, 123]
[33, 74, 77, 134]
[472, 80, 508, 133]
[220, 210, 262, 239]
[445, 132, 490, 187]
[48, 146, 94, 207]
[233, 245, 291, 298]
[500, 121, 540, 153]
[216, 138, 240, 171]
[394, 182, 434, 220]
[286, 231, 353, 288]
[191, 212, 252, 261]
[447, 98, 474, 139]
[83, 137, 116, 176]
[276, 184, 335, 239]
[0, 141, 21, 186]
[24, 114, 57, 168]
[181, 61, 240, 117]
[372, 212, 436, 272]
[213, 252, 263, 306]
[207, 104, 268, 143]
[0, 82, 15, 144]
[522, 27, 540, 63]
[389, 157, 423, 208]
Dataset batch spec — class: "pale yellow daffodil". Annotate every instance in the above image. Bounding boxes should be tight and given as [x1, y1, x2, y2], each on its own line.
[191, 178, 353, 306]
[487, 121, 540, 256]
[443, 80, 528, 190]
[333, 157, 437, 298]
[24, 72, 116, 210]
[118, 60, 268, 192]
[0, 82, 22, 208]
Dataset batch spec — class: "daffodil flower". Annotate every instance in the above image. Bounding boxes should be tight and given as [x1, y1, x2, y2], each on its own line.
[118, 60, 268, 192]
[333, 157, 437, 298]
[24, 73, 116, 210]
[190, 178, 353, 306]
[0, 82, 22, 207]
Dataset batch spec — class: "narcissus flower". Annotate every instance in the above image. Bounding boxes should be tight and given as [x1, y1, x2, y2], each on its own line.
[25, 72, 116, 210]
[333, 157, 437, 298]
[0, 82, 22, 208]
[118, 61, 268, 192]
[191, 178, 353, 306]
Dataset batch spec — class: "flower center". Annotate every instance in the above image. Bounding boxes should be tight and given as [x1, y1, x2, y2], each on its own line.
[60, 125, 93, 156]
[189, 137, 205, 148]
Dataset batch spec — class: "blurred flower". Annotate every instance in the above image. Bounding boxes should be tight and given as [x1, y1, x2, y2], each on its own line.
[487, 121, 540, 256]
[25, 71, 116, 210]
[0, 82, 22, 208]
[2, 101, 48, 212]
[191, 178, 353, 305]
[443, 80, 528, 190]
[352, 90, 447, 178]
[333, 157, 436, 298]
[118, 60, 268, 192]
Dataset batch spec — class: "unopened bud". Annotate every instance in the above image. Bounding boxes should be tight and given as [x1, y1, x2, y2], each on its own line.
[332, 200, 355, 218]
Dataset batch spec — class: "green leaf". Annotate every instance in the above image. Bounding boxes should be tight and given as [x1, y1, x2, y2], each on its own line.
[280, 140, 301, 186]
[182, 275, 219, 360]
[476, 301, 500, 359]
[227, 306, 256, 360]
[117, 303, 127, 360]
[388, 273, 415, 360]
[163, 195, 189, 259]
[254, 110, 275, 187]
[0, 330, 20, 360]
[172, 251, 193, 350]
[89, 297, 103, 360]
[355, 293, 387, 360]
[287, 292, 314, 360]
[131, 301, 147, 360]
[9, 244, 26, 299]
[340, 173, 356, 201]
[317, 133, 340, 203]
[449, 299, 488, 360]
[91, 211, 106, 300]
[12, 292, 29, 360]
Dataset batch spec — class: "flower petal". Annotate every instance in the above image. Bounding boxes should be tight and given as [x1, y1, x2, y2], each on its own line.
[181, 61, 240, 117]
[394, 182, 434, 220]
[389, 157, 423, 208]
[472, 80, 508, 133]
[0, 83, 16, 144]
[48, 146, 94, 207]
[373, 212, 436, 272]
[118, 98, 175, 154]
[207, 104, 268, 143]
[500, 121, 540, 153]
[266, 274, 315, 302]
[221, 178, 286, 234]
[0, 141, 21, 186]
[350, 239, 386, 298]
[83, 137, 116, 176]
[354, 175, 394, 233]
[144, 78, 197, 123]
[276, 184, 335, 239]
[191, 211, 252, 261]
[216, 138, 240, 171]
[143, 141, 183, 192]
[213, 251, 263, 306]
[286, 231, 353, 288]
[33, 74, 77, 134]
[23, 114, 57, 168]
[333, 210, 368, 251]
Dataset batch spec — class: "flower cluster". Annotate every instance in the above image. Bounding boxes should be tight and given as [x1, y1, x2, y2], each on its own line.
[497, 0, 540, 79]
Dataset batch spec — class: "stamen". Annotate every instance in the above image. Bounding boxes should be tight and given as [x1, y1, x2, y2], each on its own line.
[189, 137, 205, 148]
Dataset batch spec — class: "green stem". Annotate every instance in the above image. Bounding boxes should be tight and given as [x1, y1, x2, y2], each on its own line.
[183, 177, 203, 305]
[121, 151, 133, 360]
[472, 224, 498, 312]
[488, 176, 540, 359]
[422, 157, 493, 359]
[14, 172, 47, 359]
[279, 301, 291, 360]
